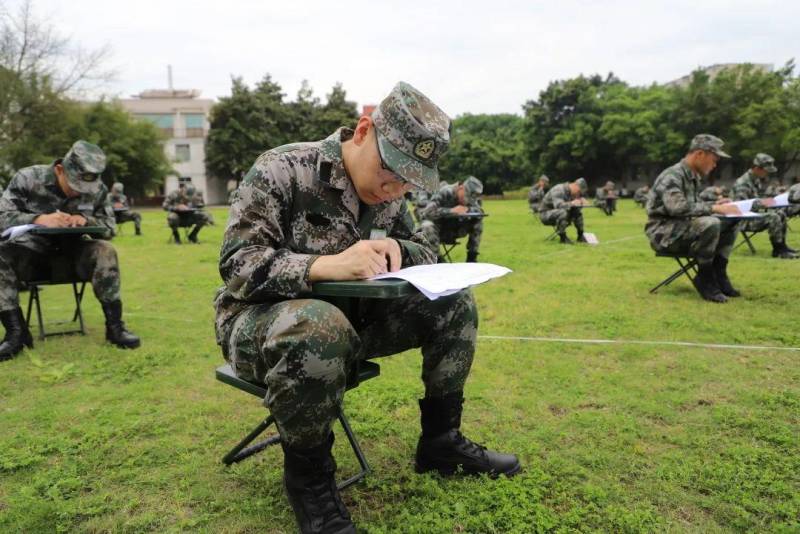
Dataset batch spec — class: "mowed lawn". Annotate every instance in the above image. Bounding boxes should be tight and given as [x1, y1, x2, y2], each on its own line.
[1, 200, 798, 533]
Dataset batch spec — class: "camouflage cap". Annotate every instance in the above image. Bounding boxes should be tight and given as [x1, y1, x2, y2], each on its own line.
[604, 180, 615, 188]
[539, 174, 550, 185]
[689, 134, 731, 158]
[462, 176, 483, 201]
[62, 140, 106, 194]
[371, 81, 451, 194]
[753, 153, 777, 173]
[575, 177, 588, 194]
[111, 182, 124, 193]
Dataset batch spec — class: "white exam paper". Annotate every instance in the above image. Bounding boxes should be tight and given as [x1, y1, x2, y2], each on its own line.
[1, 224, 41, 240]
[371, 262, 512, 300]
[772, 193, 789, 207]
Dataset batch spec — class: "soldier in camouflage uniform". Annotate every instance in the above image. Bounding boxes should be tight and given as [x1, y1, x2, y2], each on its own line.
[539, 177, 589, 243]
[699, 185, 726, 202]
[418, 176, 484, 262]
[787, 181, 800, 218]
[0, 141, 140, 361]
[107, 182, 142, 235]
[732, 153, 797, 259]
[215, 82, 519, 534]
[163, 183, 213, 243]
[633, 184, 650, 207]
[528, 175, 550, 213]
[594, 180, 618, 216]
[646, 134, 743, 302]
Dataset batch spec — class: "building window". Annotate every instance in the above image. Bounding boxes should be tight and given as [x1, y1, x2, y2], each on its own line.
[175, 144, 190, 162]
[135, 113, 174, 136]
[184, 114, 205, 137]
[178, 177, 193, 186]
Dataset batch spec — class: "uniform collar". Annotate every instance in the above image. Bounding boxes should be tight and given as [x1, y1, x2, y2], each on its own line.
[679, 159, 702, 182]
[46, 161, 67, 198]
[318, 128, 354, 192]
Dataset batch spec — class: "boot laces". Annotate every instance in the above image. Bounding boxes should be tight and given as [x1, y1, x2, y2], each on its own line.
[453, 430, 487, 458]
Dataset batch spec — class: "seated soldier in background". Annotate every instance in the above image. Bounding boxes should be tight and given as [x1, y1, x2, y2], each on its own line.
[764, 180, 787, 197]
[633, 184, 650, 207]
[163, 183, 213, 244]
[646, 134, 741, 302]
[699, 185, 726, 202]
[732, 153, 797, 259]
[594, 180, 618, 216]
[419, 176, 484, 262]
[215, 82, 519, 534]
[528, 174, 550, 213]
[787, 179, 800, 218]
[411, 188, 430, 223]
[0, 140, 140, 360]
[539, 177, 589, 244]
[107, 182, 142, 235]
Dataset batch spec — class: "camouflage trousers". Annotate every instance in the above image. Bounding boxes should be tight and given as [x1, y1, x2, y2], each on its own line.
[167, 211, 213, 230]
[594, 198, 617, 216]
[0, 240, 121, 311]
[655, 216, 737, 265]
[539, 207, 584, 234]
[115, 211, 142, 232]
[419, 219, 483, 256]
[742, 210, 787, 243]
[224, 289, 478, 448]
[786, 205, 800, 218]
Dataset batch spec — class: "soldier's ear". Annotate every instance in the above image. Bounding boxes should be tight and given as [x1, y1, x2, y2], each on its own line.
[352, 116, 373, 147]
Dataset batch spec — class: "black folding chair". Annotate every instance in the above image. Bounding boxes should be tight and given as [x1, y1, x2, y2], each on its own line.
[650, 252, 699, 294]
[734, 229, 759, 255]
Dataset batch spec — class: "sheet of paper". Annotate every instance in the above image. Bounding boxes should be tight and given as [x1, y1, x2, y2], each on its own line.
[582, 232, 599, 245]
[371, 262, 512, 300]
[731, 199, 754, 214]
[771, 193, 789, 207]
[0, 224, 41, 240]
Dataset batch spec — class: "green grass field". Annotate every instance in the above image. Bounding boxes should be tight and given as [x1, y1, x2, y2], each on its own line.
[1, 200, 798, 533]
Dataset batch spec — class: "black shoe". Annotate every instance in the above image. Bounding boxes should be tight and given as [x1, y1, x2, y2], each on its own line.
[693, 264, 727, 303]
[466, 251, 479, 263]
[559, 233, 573, 244]
[135, 227, 142, 236]
[577, 233, 588, 243]
[415, 394, 521, 478]
[188, 228, 200, 244]
[785, 244, 798, 253]
[0, 307, 34, 362]
[772, 242, 799, 259]
[283, 434, 355, 534]
[171, 230, 181, 244]
[101, 300, 141, 349]
[712, 256, 740, 297]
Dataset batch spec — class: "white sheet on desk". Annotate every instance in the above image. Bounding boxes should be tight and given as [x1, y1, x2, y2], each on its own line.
[371, 262, 512, 300]
[772, 193, 789, 207]
[0, 224, 41, 240]
[723, 199, 763, 218]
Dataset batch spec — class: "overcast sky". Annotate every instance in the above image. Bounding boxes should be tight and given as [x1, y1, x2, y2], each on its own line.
[18, 0, 800, 116]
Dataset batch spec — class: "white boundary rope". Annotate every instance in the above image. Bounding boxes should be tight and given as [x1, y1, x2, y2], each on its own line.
[478, 335, 800, 352]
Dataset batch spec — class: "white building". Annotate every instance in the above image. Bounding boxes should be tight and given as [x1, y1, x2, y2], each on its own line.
[119, 89, 227, 204]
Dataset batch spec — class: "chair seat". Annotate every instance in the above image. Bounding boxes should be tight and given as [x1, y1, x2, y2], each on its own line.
[216, 360, 381, 399]
[655, 251, 694, 259]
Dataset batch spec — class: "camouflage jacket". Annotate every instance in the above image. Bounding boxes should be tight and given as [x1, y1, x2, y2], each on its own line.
[633, 186, 649, 204]
[528, 185, 547, 205]
[788, 184, 800, 204]
[733, 170, 766, 201]
[594, 188, 616, 203]
[107, 191, 130, 208]
[698, 186, 722, 202]
[163, 189, 204, 211]
[419, 183, 481, 220]
[0, 163, 115, 252]
[214, 128, 437, 347]
[645, 160, 712, 249]
[540, 183, 573, 212]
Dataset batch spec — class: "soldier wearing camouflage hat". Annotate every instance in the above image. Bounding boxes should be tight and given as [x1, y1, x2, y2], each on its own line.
[633, 184, 650, 208]
[418, 175, 485, 262]
[215, 82, 519, 534]
[594, 180, 618, 216]
[539, 177, 590, 243]
[162, 183, 214, 244]
[646, 134, 743, 302]
[0, 140, 140, 361]
[107, 182, 143, 235]
[528, 174, 550, 214]
[732, 153, 797, 259]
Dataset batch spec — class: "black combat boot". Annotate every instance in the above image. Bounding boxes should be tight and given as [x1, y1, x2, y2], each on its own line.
[0, 307, 34, 362]
[283, 433, 356, 534]
[101, 300, 141, 349]
[576, 231, 588, 243]
[693, 263, 727, 303]
[466, 251, 479, 263]
[135, 224, 142, 236]
[771, 240, 799, 259]
[712, 256, 740, 297]
[559, 233, 573, 244]
[188, 227, 200, 244]
[172, 229, 181, 244]
[415, 392, 521, 478]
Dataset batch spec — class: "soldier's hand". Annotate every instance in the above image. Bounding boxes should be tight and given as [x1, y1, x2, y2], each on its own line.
[713, 203, 741, 216]
[715, 197, 732, 205]
[309, 240, 390, 281]
[369, 238, 402, 272]
[451, 205, 468, 215]
[66, 214, 87, 227]
[34, 212, 70, 228]
[760, 197, 776, 208]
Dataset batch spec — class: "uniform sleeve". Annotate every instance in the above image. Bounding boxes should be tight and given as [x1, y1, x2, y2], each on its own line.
[551, 187, 570, 210]
[661, 177, 712, 217]
[219, 157, 319, 301]
[389, 201, 437, 267]
[732, 180, 751, 201]
[419, 188, 454, 219]
[163, 192, 174, 211]
[789, 186, 800, 204]
[0, 172, 40, 230]
[84, 189, 116, 237]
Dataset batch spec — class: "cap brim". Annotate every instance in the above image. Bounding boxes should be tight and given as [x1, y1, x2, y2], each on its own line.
[715, 149, 731, 158]
[766, 165, 778, 173]
[376, 132, 439, 194]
